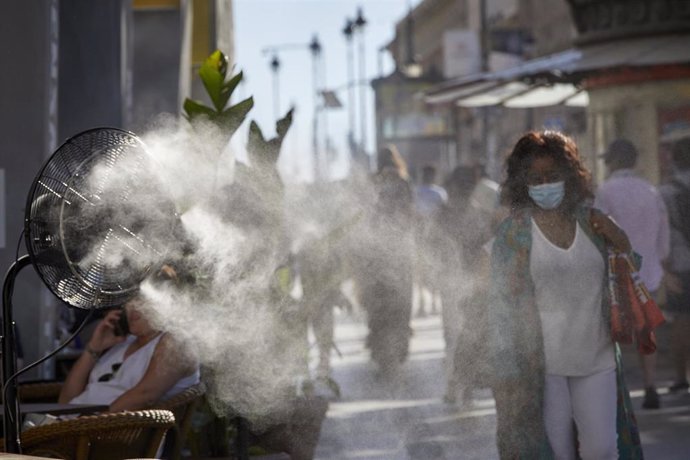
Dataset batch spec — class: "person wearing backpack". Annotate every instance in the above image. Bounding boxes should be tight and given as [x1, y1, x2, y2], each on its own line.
[660, 136, 690, 394]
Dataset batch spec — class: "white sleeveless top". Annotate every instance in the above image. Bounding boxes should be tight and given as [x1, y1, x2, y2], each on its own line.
[530, 219, 615, 376]
[70, 333, 200, 406]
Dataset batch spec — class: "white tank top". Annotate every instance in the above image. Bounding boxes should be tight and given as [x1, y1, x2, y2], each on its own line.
[530, 219, 615, 376]
[70, 333, 200, 406]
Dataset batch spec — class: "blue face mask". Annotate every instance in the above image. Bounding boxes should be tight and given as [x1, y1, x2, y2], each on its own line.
[528, 181, 565, 210]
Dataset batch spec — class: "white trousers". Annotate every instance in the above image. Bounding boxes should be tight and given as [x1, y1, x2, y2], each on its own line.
[544, 368, 618, 460]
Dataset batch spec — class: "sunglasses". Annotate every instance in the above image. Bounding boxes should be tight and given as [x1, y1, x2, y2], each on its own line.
[97, 362, 122, 382]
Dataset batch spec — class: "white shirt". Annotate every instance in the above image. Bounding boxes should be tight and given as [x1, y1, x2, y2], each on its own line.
[594, 169, 670, 291]
[414, 184, 448, 218]
[70, 334, 200, 406]
[530, 220, 614, 376]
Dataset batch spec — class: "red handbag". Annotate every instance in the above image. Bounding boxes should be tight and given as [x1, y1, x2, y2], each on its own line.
[607, 251, 665, 354]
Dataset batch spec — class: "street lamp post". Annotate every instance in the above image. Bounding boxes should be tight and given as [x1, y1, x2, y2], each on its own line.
[309, 34, 322, 182]
[343, 18, 356, 161]
[353, 7, 368, 168]
[270, 54, 281, 120]
[262, 39, 324, 181]
[479, 0, 494, 178]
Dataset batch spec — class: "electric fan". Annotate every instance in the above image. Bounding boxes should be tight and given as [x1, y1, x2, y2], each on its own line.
[3, 127, 177, 452]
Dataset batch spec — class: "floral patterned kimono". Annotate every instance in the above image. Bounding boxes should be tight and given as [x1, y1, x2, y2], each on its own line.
[487, 205, 643, 459]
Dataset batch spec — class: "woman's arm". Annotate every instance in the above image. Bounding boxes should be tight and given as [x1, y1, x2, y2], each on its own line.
[58, 310, 126, 403]
[590, 210, 632, 254]
[109, 333, 197, 412]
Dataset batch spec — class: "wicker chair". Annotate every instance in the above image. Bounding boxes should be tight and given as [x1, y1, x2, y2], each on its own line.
[148, 382, 206, 460]
[16, 380, 204, 458]
[18, 409, 175, 460]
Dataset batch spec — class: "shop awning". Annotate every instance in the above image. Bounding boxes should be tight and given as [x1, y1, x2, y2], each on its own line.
[502, 84, 586, 108]
[457, 81, 531, 107]
[425, 33, 690, 109]
[424, 80, 502, 105]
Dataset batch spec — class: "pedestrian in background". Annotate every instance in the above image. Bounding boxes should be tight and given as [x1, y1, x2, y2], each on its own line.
[359, 144, 414, 375]
[413, 165, 448, 317]
[414, 165, 448, 220]
[298, 234, 349, 382]
[437, 165, 494, 405]
[660, 136, 690, 394]
[594, 138, 670, 409]
[488, 130, 643, 459]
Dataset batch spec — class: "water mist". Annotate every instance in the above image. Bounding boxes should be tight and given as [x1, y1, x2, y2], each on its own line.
[73, 114, 502, 455]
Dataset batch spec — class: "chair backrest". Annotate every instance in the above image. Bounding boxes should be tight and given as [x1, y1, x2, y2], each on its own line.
[20, 409, 175, 460]
[153, 382, 205, 418]
[148, 382, 206, 460]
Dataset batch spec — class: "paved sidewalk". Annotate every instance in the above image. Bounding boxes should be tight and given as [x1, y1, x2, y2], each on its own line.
[618, 322, 690, 460]
[315, 313, 690, 459]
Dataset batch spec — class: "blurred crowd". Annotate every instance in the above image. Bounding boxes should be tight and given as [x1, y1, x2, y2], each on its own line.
[289, 131, 690, 458]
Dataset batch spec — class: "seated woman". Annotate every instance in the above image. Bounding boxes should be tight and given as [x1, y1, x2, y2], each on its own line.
[58, 266, 199, 412]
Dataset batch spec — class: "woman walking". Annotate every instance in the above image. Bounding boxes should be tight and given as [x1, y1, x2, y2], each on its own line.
[488, 131, 643, 459]
[360, 144, 414, 375]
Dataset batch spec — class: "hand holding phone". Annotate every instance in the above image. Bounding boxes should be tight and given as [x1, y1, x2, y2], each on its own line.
[113, 308, 130, 337]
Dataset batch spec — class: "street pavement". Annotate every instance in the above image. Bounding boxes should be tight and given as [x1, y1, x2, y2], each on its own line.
[313, 309, 690, 460]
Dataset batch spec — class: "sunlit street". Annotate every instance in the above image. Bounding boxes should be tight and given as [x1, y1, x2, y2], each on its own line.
[315, 304, 690, 459]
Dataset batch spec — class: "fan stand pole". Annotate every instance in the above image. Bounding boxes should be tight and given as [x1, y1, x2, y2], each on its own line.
[2, 255, 32, 453]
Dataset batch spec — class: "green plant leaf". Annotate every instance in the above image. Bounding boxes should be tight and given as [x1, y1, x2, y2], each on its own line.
[248, 120, 266, 144]
[246, 107, 294, 167]
[247, 121, 267, 166]
[217, 71, 244, 114]
[215, 96, 254, 135]
[199, 51, 228, 112]
[275, 108, 294, 139]
[265, 139, 282, 165]
[183, 98, 217, 121]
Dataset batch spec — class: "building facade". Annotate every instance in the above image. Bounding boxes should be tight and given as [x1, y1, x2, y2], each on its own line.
[567, 0, 690, 184]
[373, 0, 581, 183]
[419, 0, 690, 186]
[372, 0, 464, 182]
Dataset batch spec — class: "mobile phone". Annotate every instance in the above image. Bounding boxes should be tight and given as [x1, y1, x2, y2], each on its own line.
[113, 308, 130, 336]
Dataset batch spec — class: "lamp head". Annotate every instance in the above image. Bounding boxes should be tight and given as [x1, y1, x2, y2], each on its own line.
[270, 55, 280, 73]
[309, 34, 321, 56]
[354, 7, 367, 28]
[343, 18, 354, 39]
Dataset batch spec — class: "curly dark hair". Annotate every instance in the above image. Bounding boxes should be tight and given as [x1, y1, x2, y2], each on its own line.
[500, 130, 593, 212]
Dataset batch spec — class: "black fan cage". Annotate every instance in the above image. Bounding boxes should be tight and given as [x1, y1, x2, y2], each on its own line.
[25, 128, 176, 309]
